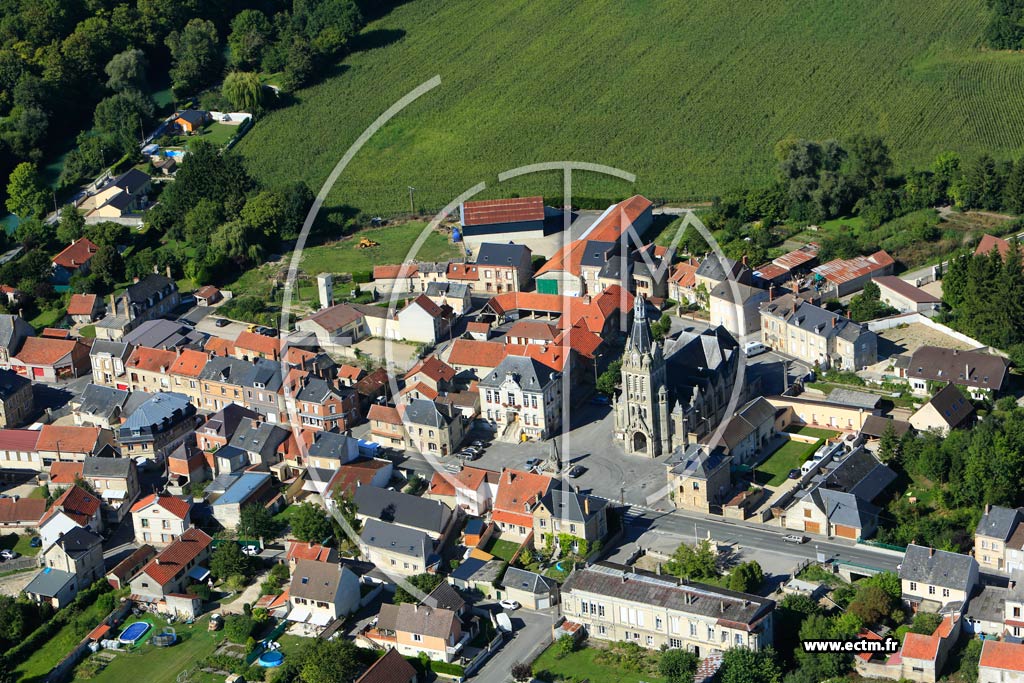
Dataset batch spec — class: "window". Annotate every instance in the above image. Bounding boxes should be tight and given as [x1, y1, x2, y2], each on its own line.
[669, 638, 682, 649]
[804, 509, 812, 518]
[598, 605, 605, 617]
[655, 617, 663, 630]
[598, 625, 607, 635]
[692, 482, 700, 490]
[928, 585, 935, 595]
[690, 623, 697, 636]
[412, 634, 422, 642]
[1014, 606, 1021, 618]
[910, 582, 917, 592]
[942, 588, 950, 597]
[735, 634, 743, 645]
[646, 635, 654, 646]
[580, 601, 588, 614]
[141, 519, 149, 527]
[162, 520, 169, 529]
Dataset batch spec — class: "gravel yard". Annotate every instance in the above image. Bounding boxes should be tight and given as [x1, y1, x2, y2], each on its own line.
[876, 322, 972, 363]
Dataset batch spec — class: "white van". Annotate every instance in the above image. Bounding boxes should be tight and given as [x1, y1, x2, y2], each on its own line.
[744, 341, 767, 357]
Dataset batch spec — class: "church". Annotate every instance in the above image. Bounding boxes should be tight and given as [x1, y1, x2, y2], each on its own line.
[613, 296, 741, 457]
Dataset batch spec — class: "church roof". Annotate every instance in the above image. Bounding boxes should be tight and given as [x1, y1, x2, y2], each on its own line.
[627, 295, 653, 354]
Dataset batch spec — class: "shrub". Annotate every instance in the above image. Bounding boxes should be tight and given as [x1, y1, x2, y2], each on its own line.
[227, 573, 249, 592]
[187, 583, 212, 601]
[511, 661, 532, 681]
[224, 614, 256, 643]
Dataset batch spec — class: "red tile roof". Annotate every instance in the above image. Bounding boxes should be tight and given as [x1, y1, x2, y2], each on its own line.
[752, 263, 788, 281]
[461, 196, 545, 227]
[169, 349, 209, 377]
[0, 428, 40, 451]
[428, 473, 455, 497]
[494, 468, 552, 519]
[812, 250, 894, 285]
[980, 639, 1024, 672]
[87, 623, 112, 642]
[900, 632, 940, 661]
[49, 461, 84, 485]
[204, 337, 235, 357]
[446, 263, 480, 281]
[286, 540, 335, 563]
[37, 425, 100, 453]
[195, 285, 220, 299]
[41, 328, 71, 339]
[67, 294, 98, 316]
[0, 497, 45, 524]
[975, 234, 1012, 260]
[234, 330, 281, 358]
[404, 356, 456, 383]
[368, 404, 402, 426]
[328, 458, 392, 497]
[536, 196, 652, 277]
[41, 485, 101, 527]
[466, 322, 490, 334]
[141, 527, 212, 586]
[126, 346, 177, 372]
[53, 238, 99, 270]
[773, 243, 819, 270]
[131, 493, 191, 520]
[670, 259, 700, 287]
[504, 320, 558, 342]
[409, 294, 444, 318]
[373, 264, 419, 280]
[13, 337, 78, 366]
[305, 304, 364, 331]
[338, 364, 364, 382]
[399, 381, 438, 400]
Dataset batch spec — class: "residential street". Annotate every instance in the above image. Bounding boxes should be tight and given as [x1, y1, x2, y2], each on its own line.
[472, 607, 559, 681]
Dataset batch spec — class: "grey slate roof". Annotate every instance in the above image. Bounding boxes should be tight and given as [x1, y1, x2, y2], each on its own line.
[200, 404, 259, 439]
[376, 602, 457, 638]
[811, 488, 878, 530]
[626, 295, 653, 354]
[562, 562, 774, 629]
[125, 274, 176, 304]
[402, 398, 455, 429]
[826, 388, 882, 410]
[667, 444, 730, 479]
[307, 431, 357, 462]
[860, 415, 912, 439]
[89, 340, 132, 360]
[295, 376, 346, 404]
[539, 487, 607, 524]
[55, 526, 102, 558]
[921, 383, 975, 429]
[0, 368, 30, 399]
[75, 384, 128, 420]
[695, 255, 752, 284]
[227, 418, 290, 458]
[502, 566, 556, 595]
[24, 568, 75, 597]
[907, 346, 1009, 392]
[123, 319, 204, 350]
[122, 392, 194, 433]
[976, 505, 1023, 541]
[238, 358, 283, 392]
[423, 581, 466, 612]
[112, 168, 151, 194]
[476, 242, 531, 267]
[425, 281, 470, 299]
[0, 314, 32, 352]
[82, 456, 132, 479]
[199, 356, 255, 384]
[900, 544, 977, 592]
[352, 486, 452, 536]
[819, 449, 897, 502]
[760, 294, 869, 342]
[359, 519, 432, 560]
[479, 355, 557, 390]
[289, 560, 350, 602]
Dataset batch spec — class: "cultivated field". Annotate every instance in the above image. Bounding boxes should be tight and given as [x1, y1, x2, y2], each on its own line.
[239, 0, 1024, 215]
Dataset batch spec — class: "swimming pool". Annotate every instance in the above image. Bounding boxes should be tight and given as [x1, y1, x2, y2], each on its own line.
[118, 621, 151, 645]
[257, 651, 284, 667]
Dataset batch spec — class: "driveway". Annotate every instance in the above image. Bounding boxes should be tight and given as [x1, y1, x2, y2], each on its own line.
[0, 567, 37, 597]
[219, 567, 271, 614]
[471, 607, 559, 681]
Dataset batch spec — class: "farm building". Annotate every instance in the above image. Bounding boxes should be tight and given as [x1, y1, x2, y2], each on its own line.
[459, 196, 553, 237]
[811, 250, 895, 297]
[872, 276, 940, 314]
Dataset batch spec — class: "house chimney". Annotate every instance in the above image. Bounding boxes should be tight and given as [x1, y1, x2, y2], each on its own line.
[741, 254, 748, 266]
[720, 600, 726, 612]
[832, 317, 837, 329]
[966, 363, 970, 379]
[769, 285, 774, 302]
[985, 504, 991, 515]
[109, 293, 115, 310]
[152, 264, 158, 274]
[133, 276, 140, 284]
[165, 265, 171, 278]
[584, 497, 590, 515]
[656, 563, 661, 575]
[929, 547, 935, 558]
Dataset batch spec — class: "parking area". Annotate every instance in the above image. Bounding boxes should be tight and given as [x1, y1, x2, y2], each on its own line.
[874, 321, 972, 364]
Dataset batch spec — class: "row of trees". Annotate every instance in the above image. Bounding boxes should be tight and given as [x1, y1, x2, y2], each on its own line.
[664, 540, 765, 593]
[942, 241, 1024, 350]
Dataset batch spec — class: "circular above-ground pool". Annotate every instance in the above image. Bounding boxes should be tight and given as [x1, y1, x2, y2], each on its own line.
[257, 651, 285, 668]
[118, 621, 152, 645]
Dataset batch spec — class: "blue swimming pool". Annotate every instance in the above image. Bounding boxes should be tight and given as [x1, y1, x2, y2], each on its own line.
[257, 650, 284, 667]
[118, 621, 151, 644]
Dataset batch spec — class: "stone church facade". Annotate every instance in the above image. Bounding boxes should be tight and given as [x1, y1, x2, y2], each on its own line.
[614, 296, 740, 458]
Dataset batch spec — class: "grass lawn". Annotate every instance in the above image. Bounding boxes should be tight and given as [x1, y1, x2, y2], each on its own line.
[80, 614, 226, 683]
[29, 306, 65, 332]
[27, 485, 47, 498]
[272, 503, 305, 528]
[190, 122, 237, 148]
[16, 592, 115, 681]
[79, 324, 97, 338]
[755, 438, 824, 486]
[219, 221, 460, 323]
[0, 531, 40, 556]
[532, 644, 667, 683]
[483, 538, 521, 562]
[785, 425, 840, 440]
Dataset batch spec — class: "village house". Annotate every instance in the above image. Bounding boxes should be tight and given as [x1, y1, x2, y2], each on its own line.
[77, 169, 151, 222]
[0, 314, 33, 370]
[123, 346, 177, 393]
[561, 562, 775, 655]
[353, 486, 455, 542]
[51, 238, 99, 285]
[979, 640, 1024, 683]
[117, 392, 197, 461]
[40, 527, 104, 588]
[288, 560, 360, 628]
[0, 428, 41, 471]
[872, 276, 941, 315]
[168, 348, 209, 406]
[425, 465, 500, 516]
[208, 471, 276, 529]
[666, 444, 732, 514]
[856, 614, 961, 683]
[94, 272, 180, 341]
[812, 250, 895, 297]
[715, 396, 777, 466]
[359, 519, 436, 576]
[401, 398, 468, 458]
[285, 370, 358, 432]
[709, 281, 771, 337]
[10, 335, 91, 381]
[694, 254, 754, 295]
[0, 368, 33, 427]
[501, 566, 559, 610]
[105, 544, 157, 589]
[196, 355, 252, 412]
[89, 339, 133, 389]
[66, 293, 103, 324]
[71, 384, 130, 429]
[0, 496, 45, 531]
[38, 485, 104, 548]
[760, 294, 877, 371]
[304, 429, 359, 470]
[474, 242, 534, 293]
[131, 493, 191, 546]
[909, 383, 975, 435]
[900, 346, 1009, 399]
[367, 602, 466, 663]
[492, 467, 552, 544]
[532, 487, 609, 553]
[975, 506, 1024, 574]
[479, 355, 562, 441]
[424, 281, 472, 315]
[367, 404, 405, 449]
[355, 648, 418, 683]
[129, 527, 212, 618]
[900, 544, 979, 613]
[81, 456, 139, 522]
[36, 424, 113, 465]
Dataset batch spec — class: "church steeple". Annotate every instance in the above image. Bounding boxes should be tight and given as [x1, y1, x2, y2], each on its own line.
[627, 295, 652, 354]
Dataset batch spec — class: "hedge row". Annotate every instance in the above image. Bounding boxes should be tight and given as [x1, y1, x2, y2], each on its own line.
[5, 579, 114, 667]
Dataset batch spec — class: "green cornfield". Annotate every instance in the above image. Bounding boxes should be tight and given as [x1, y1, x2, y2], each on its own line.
[238, 0, 1024, 216]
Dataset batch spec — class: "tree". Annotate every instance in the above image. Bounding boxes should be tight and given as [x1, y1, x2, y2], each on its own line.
[909, 611, 943, 635]
[553, 633, 577, 658]
[56, 206, 85, 245]
[845, 134, 892, 194]
[666, 539, 718, 581]
[597, 359, 622, 396]
[281, 36, 315, 90]
[960, 637, 983, 683]
[727, 561, 764, 593]
[93, 90, 154, 156]
[222, 71, 264, 114]
[954, 154, 1004, 210]
[104, 48, 148, 93]
[511, 662, 532, 682]
[847, 280, 898, 322]
[393, 573, 443, 604]
[237, 504, 279, 540]
[184, 199, 224, 245]
[166, 18, 222, 96]
[300, 639, 362, 683]
[228, 10, 273, 70]
[848, 583, 894, 625]
[877, 420, 901, 464]
[1006, 159, 1024, 215]
[90, 244, 124, 287]
[651, 313, 672, 342]
[224, 613, 255, 643]
[289, 502, 333, 543]
[6, 162, 48, 219]
[659, 649, 699, 683]
[719, 647, 782, 683]
[209, 542, 252, 580]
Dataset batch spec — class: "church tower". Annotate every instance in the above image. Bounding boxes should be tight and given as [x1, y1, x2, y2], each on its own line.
[614, 296, 671, 456]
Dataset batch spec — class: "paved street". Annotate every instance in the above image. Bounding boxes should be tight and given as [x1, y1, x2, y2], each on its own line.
[472, 607, 559, 681]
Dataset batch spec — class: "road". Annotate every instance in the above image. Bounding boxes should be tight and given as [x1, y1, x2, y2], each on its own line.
[471, 607, 559, 681]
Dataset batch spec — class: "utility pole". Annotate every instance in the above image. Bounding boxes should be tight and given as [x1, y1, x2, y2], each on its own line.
[408, 186, 416, 214]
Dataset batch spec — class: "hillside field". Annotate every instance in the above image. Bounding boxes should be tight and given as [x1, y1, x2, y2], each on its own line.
[238, 0, 1024, 217]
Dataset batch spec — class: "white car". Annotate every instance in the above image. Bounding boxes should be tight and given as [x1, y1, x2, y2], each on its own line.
[0, 549, 18, 560]
[499, 600, 521, 611]
[241, 545, 260, 556]
[743, 341, 767, 357]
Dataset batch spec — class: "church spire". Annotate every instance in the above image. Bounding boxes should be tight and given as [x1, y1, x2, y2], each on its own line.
[627, 295, 653, 354]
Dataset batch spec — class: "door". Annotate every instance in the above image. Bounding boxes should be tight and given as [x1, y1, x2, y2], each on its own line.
[835, 525, 857, 539]
[804, 521, 821, 534]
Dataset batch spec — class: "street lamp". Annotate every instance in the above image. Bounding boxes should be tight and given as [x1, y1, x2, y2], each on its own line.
[592, 352, 603, 386]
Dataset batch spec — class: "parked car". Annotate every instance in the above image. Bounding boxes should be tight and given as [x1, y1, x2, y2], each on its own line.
[215, 318, 230, 327]
[29, 537, 41, 548]
[241, 545, 260, 557]
[457, 450, 478, 461]
[470, 440, 487, 449]
[590, 395, 612, 406]
[743, 341, 767, 357]
[567, 465, 586, 478]
[525, 458, 542, 471]
[257, 327, 279, 337]
[788, 469, 801, 479]
[782, 534, 807, 544]
[499, 600, 521, 611]
[1, 549, 19, 560]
